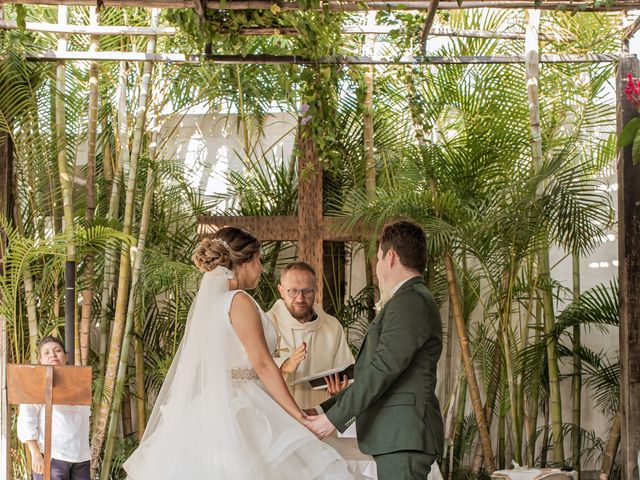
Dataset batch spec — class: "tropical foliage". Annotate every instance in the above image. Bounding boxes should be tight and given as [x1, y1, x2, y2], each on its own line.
[0, 4, 622, 479]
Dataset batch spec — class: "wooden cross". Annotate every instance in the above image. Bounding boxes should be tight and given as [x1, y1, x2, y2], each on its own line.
[198, 129, 371, 305]
[7, 365, 91, 480]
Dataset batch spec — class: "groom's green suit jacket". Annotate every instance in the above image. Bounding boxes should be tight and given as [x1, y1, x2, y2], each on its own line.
[320, 276, 443, 457]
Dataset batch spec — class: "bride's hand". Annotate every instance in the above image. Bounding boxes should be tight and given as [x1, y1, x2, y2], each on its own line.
[298, 411, 311, 426]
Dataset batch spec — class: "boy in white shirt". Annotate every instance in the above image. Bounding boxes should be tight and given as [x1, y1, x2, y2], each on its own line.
[17, 336, 91, 480]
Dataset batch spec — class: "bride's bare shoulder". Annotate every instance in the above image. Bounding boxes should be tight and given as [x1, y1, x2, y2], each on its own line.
[229, 291, 260, 319]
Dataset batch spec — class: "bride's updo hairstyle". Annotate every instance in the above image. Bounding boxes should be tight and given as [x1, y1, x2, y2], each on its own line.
[192, 227, 261, 273]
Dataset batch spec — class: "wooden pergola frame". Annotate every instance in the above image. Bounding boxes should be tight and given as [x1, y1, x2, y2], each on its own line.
[1, 1, 639, 479]
[4, 0, 640, 11]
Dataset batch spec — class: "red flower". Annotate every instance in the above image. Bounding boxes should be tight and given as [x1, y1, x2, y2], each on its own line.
[625, 73, 640, 110]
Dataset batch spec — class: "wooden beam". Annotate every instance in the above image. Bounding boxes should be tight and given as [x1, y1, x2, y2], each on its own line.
[354, 25, 561, 40]
[193, 0, 206, 20]
[0, 132, 12, 480]
[198, 215, 299, 240]
[297, 125, 324, 303]
[4, 0, 640, 11]
[618, 54, 640, 480]
[13, 50, 620, 64]
[0, 20, 566, 41]
[420, 0, 440, 56]
[0, 20, 177, 35]
[622, 15, 640, 41]
[198, 215, 369, 242]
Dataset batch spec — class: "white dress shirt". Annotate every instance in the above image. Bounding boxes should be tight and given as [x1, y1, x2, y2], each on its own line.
[17, 404, 91, 463]
[388, 276, 415, 298]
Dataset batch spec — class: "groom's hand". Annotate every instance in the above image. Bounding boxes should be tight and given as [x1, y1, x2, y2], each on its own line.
[306, 414, 336, 439]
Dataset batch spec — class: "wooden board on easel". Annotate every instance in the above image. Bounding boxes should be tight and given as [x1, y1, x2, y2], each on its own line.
[7, 365, 91, 480]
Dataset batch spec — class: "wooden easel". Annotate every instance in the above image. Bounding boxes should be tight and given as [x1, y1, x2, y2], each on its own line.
[6, 365, 91, 480]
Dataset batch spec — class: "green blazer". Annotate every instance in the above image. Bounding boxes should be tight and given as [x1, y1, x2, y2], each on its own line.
[321, 276, 443, 457]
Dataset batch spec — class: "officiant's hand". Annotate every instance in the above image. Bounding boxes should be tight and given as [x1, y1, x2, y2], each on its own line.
[325, 373, 349, 396]
[281, 342, 307, 375]
[306, 414, 336, 439]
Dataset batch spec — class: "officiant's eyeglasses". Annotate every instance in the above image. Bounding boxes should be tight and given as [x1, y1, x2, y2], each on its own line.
[285, 288, 315, 299]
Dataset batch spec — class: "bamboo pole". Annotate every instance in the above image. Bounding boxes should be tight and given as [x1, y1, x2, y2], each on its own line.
[10, 196, 39, 363]
[527, 300, 543, 466]
[55, 5, 78, 363]
[472, 344, 501, 470]
[571, 253, 581, 470]
[362, 12, 379, 296]
[80, 6, 100, 368]
[102, 109, 157, 477]
[14, 50, 620, 64]
[101, 117, 114, 183]
[525, 9, 564, 464]
[500, 268, 523, 464]
[93, 61, 127, 435]
[135, 111, 160, 441]
[6, 134, 38, 361]
[599, 411, 621, 480]
[444, 252, 496, 473]
[452, 372, 468, 475]
[0, 20, 566, 41]
[92, 10, 159, 474]
[4, 0, 640, 11]
[363, 11, 376, 201]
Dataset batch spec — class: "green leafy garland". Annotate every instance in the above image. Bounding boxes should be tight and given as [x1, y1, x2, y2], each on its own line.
[165, 5, 344, 166]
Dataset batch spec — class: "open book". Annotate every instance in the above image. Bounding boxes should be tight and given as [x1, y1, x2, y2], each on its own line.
[292, 363, 355, 390]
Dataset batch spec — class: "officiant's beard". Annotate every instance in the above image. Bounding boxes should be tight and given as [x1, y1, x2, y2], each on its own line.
[288, 302, 314, 322]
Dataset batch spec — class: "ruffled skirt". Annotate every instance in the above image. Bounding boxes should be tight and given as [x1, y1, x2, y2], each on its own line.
[123, 380, 358, 479]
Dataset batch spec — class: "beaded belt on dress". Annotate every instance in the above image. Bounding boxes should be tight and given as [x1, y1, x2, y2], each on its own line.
[230, 367, 259, 381]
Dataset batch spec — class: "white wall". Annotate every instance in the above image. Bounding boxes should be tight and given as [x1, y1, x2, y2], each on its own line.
[160, 112, 297, 201]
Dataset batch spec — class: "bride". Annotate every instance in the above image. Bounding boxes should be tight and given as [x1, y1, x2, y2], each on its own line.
[124, 227, 357, 479]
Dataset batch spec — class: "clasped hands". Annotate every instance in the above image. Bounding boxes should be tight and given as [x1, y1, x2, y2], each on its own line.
[300, 373, 348, 439]
[300, 409, 337, 439]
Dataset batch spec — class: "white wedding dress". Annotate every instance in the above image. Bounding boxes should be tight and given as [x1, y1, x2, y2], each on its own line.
[124, 268, 357, 479]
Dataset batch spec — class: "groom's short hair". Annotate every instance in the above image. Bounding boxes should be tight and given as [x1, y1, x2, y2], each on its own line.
[379, 220, 427, 273]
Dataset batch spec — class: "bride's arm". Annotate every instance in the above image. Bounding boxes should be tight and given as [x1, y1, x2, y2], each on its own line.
[229, 292, 305, 423]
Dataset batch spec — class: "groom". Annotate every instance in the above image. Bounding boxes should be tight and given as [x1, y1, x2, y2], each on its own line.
[307, 220, 443, 480]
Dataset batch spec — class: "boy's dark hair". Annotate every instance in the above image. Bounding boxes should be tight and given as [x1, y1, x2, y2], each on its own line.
[379, 220, 428, 273]
[280, 261, 316, 281]
[38, 335, 66, 354]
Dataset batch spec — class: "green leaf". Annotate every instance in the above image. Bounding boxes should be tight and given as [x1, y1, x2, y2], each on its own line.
[619, 117, 640, 147]
[633, 128, 640, 165]
[16, 5, 27, 30]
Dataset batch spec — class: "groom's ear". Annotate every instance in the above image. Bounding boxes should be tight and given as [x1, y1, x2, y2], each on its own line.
[278, 283, 285, 298]
[387, 248, 398, 267]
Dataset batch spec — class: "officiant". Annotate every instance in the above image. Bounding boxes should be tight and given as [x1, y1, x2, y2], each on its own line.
[268, 262, 355, 409]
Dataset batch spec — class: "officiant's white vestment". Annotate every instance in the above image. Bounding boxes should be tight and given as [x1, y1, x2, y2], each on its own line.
[268, 300, 355, 409]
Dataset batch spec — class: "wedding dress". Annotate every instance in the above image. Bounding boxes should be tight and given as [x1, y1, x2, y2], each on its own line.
[123, 267, 357, 479]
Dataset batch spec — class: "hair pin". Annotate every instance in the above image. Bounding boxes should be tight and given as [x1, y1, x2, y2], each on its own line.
[214, 237, 230, 250]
